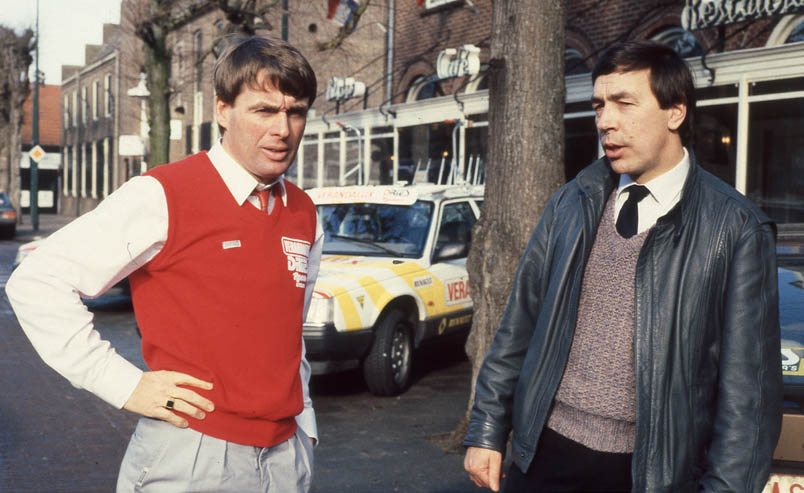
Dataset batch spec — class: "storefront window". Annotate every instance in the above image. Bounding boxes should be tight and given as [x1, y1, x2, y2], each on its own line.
[465, 124, 488, 184]
[747, 97, 804, 224]
[301, 136, 319, 188]
[696, 84, 738, 100]
[695, 104, 737, 186]
[749, 76, 804, 96]
[370, 126, 393, 185]
[398, 122, 453, 183]
[344, 136, 362, 185]
[324, 131, 341, 186]
[565, 116, 598, 181]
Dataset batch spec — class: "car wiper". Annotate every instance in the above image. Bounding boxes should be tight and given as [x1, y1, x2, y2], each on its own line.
[329, 234, 400, 256]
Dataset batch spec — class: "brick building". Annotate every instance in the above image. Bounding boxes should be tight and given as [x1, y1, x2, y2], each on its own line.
[21, 84, 62, 213]
[57, 0, 804, 226]
[299, 0, 804, 228]
[60, 22, 141, 216]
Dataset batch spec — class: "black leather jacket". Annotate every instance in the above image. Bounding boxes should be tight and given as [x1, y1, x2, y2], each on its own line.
[465, 156, 782, 492]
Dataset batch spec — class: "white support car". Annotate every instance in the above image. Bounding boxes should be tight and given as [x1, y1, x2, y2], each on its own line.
[304, 184, 483, 396]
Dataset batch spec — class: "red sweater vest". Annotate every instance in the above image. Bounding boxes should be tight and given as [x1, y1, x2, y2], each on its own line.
[128, 152, 317, 447]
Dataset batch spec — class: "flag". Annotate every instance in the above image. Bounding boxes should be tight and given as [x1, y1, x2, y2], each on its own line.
[327, 0, 359, 27]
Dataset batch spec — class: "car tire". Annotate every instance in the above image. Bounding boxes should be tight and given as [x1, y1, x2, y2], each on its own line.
[0, 225, 14, 240]
[363, 308, 413, 396]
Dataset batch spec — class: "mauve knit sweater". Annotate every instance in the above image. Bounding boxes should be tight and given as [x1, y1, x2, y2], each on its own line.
[546, 191, 648, 453]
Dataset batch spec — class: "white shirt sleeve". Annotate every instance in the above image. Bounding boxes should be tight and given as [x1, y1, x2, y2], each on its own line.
[5, 176, 168, 409]
[295, 212, 324, 443]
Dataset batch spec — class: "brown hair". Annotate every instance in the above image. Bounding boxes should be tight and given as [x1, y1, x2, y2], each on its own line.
[213, 34, 317, 107]
[592, 40, 696, 145]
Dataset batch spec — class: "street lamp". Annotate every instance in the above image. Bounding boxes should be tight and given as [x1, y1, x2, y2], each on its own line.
[127, 73, 150, 172]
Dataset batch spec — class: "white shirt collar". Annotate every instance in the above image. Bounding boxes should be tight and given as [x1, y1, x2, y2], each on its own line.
[617, 147, 689, 207]
[206, 140, 288, 207]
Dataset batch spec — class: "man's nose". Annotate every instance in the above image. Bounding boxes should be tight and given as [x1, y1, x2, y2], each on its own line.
[270, 111, 290, 138]
[596, 106, 616, 134]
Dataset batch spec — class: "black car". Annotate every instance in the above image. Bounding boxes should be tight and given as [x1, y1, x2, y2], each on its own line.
[769, 226, 804, 489]
[0, 192, 17, 239]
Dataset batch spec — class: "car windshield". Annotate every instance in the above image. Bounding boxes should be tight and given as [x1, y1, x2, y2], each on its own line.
[318, 201, 434, 257]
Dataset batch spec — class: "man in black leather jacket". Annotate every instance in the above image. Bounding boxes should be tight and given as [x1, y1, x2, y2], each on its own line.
[464, 41, 782, 492]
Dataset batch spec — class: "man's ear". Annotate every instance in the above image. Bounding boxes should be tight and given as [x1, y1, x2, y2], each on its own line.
[215, 98, 230, 132]
[667, 102, 687, 132]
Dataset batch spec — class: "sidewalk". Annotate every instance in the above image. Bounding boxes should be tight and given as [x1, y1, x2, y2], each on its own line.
[14, 213, 77, 242]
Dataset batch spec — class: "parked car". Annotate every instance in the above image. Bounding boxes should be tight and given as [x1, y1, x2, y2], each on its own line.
[767, 226, 804, 491]
[304, 184, 483, 395]
[13, 238, 131, 304]
[0, 192, 17, 239]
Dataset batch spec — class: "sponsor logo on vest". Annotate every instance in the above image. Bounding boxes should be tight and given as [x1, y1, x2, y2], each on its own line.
[221, 240, 241, 250]
[282, 236, 311, 288]
[444, 277, 470, 305]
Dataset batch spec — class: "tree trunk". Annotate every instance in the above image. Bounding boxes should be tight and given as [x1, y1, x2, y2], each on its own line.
[8, 99, 22, 218]
[144, 18, 171, 169]
[456, 0, 567, 443]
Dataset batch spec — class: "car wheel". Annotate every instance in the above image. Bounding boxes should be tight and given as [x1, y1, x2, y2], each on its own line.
[363, 309, 413, 396]
[0, 225, 14, 240]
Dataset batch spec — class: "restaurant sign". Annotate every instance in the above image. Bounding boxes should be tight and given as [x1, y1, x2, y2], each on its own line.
[436, 44, 481, 80]
[683, 0, 804, 30]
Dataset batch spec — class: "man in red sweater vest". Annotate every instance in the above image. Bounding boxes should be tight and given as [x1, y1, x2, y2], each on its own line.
[7, 35, 322, 492]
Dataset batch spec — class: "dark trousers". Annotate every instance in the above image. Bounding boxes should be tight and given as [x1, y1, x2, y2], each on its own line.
[503, 427, 632, 493]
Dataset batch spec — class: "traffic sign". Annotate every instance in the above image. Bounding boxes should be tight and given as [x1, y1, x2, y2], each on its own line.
[28, 145, 46, 163]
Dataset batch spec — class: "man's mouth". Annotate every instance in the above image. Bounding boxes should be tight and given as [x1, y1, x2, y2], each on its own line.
[603, 143, 624, 160]
[262, 146, 289, 161]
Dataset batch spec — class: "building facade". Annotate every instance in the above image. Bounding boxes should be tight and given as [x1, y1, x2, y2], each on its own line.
[21, 84, 62, 213]
[60, 22, 141, 216]
[298, 0, 804, 229]
[58, 0, 804, 228]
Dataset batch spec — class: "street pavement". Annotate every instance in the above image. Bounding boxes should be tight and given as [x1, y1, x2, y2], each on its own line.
[0, 214, 479, 492]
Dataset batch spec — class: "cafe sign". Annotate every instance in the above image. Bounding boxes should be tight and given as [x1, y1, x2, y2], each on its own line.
[436, 44, 481, 80]
[683, 0, 804, 30]
[326, 77, 366, 102]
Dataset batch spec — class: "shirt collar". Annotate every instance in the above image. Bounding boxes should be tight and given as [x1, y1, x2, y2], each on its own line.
[617, 147, 689, 207]
[206, 140, 287, 207]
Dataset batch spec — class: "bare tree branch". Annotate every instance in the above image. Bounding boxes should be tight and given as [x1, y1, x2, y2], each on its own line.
[317, 0, 372, 52]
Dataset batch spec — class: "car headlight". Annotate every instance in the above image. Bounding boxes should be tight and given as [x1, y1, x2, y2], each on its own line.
[306, 296, 334, 325]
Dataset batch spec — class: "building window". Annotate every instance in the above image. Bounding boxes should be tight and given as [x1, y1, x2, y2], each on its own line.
[194, 30, 203, 92]
[93, 80, 100, 120]
[767, 14, 804, 46]
[96, 140, 104, 199]
[192, 91, 203, 153]
[72, 91, 78, 126]
[650, 27, 704, 58]
[200, 122, 212, 151]
[565, 48, 590, 76]
[746, 77, 804, 225]
[106, 137, 114, 195]
[64, 146, 72, 194]
[406, 76, 444, 102]
[63, 95, 70, 128]
[81, 86, 88, 123]
[104, 74, 112, 117]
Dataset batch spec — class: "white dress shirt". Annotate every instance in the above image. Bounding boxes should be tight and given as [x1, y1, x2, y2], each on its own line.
[6, 140, 323, 441]
[614, 147, 690, 235]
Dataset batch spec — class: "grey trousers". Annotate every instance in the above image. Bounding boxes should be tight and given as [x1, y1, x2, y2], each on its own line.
[117, 417, 313, 493]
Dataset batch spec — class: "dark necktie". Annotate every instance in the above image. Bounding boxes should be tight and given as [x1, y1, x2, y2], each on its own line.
[616, 185, 650, 239]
